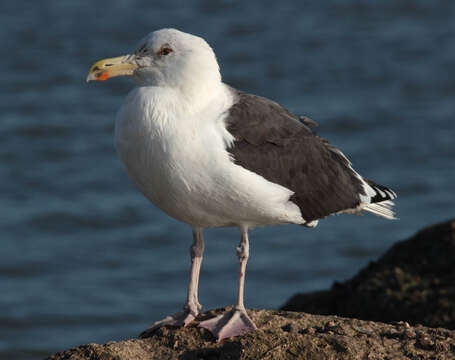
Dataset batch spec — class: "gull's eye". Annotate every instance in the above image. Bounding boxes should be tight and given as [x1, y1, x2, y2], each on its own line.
[158, 47, 173, 56]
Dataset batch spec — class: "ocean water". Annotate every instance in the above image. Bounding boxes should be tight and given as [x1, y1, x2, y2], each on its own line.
[1, 1, 454, 358]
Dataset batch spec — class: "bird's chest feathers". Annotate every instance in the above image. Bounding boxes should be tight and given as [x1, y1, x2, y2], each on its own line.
[115, 88, 233, 209]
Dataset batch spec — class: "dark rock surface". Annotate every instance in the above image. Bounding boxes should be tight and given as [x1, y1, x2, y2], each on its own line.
[46, 219, 455, 359]
[282, 218, 455, 330]
[46, 308, 455, 360]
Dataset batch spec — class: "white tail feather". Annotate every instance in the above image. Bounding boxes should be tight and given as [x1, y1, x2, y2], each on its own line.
[362, 200, 396, 220]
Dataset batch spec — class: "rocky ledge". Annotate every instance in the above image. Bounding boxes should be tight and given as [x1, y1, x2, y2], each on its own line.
[46, 308, 455, 360]
[46, 219, 455, 359]
[282, 218, 455, 330]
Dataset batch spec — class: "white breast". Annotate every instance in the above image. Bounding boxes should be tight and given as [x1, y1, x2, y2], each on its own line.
[115, 85, 304, 228]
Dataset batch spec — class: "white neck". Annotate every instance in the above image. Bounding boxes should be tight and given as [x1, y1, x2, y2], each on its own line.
[138, 80, 228, 120]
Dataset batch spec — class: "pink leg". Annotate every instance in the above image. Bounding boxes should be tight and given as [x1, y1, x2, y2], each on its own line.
[140, 227, 204, 338]
[199, 227, 257, 341]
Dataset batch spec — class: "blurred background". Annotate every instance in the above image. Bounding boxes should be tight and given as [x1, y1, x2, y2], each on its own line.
[1, 0, 454, 358]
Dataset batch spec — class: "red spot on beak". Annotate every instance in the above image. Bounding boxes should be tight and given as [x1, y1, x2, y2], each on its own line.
[96, 71, 109, 81]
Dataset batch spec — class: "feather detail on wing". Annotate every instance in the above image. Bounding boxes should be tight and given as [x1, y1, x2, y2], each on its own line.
[224, 88, 396, 222]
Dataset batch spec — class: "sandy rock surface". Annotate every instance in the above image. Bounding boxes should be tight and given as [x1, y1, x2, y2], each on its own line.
[46, 219, 455, 359]
[46, 308, 455, 360]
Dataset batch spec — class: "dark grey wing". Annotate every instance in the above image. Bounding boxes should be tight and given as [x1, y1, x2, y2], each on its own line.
[225, 89, 368, 222]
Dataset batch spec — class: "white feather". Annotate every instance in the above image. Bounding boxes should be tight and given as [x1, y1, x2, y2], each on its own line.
[114, 28, 395, 229]
[115, 30, 304, 228]
[363, 201, 396, 220]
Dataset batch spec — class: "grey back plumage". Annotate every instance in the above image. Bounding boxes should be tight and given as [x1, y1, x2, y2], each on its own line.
[225, 88, 382, 222]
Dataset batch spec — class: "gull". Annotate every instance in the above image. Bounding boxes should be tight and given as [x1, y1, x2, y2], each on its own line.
[87, 28, 396, 341]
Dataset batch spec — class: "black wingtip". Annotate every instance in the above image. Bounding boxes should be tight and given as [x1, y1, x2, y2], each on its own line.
[364, 178, 397, 204]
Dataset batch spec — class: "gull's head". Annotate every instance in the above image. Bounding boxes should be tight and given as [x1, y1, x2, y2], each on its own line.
[87, 28, 221, 90]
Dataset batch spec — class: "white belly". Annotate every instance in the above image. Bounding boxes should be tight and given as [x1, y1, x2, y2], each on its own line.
[114, 86, 304, 228]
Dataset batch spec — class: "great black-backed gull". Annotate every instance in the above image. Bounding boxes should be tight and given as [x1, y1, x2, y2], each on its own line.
[87, 28, 396, 341]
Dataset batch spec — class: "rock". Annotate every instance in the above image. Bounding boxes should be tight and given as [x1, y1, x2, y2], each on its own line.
[46, 308, 455, 360]
[46, 219, 455, 359]
[282, 218, 455, 330]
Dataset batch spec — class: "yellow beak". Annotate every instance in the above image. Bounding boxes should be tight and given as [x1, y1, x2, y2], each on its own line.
[86, 56, 138, 82]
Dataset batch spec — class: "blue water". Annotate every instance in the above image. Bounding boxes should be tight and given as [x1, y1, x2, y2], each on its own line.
[1, 1, 454, 358]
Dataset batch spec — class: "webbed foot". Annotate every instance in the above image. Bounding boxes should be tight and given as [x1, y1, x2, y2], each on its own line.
[199, 306, 257, 341]
[140, 308, 198, 338]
